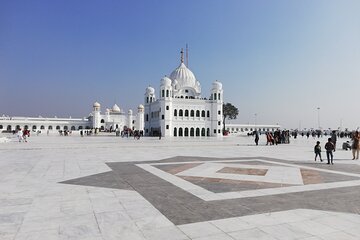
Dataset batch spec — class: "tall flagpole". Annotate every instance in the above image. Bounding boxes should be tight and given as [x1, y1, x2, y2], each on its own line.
[186, 44, 189, 67]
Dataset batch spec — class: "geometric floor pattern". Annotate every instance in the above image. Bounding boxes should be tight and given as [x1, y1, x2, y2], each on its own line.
[62, 156, 360, 225]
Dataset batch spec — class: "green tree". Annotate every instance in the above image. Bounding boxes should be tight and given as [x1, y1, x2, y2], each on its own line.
[222, 102, 239, 134]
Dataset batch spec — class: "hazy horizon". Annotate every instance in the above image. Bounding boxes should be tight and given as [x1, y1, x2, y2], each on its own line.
[1, 0, 359, 130]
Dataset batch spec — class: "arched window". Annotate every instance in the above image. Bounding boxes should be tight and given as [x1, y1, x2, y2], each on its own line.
[201, 128, 206, 136]
[146, 114, 149, 121]
[196, 128, 200, 136]
[32, 125, 37, 130]
[207, 111, 210, 118]
[24, 125, 28, 130]
[218, 93, 221, 100]
[179, 109, 183, 117]
[207, 128, 210, 136]
[146, 97, 149, 103]
[174, 109, 177, 117]
[56, 126, 60, 130]
[201, 110, 205, 117]
[162, 89, 165, 98]
[196, 110, 200, 117]
[15, 125, 20, 130]
[0, 125, 3, 130]
[173, 127, 177, 137]
[214, 93, 217, 100]
[179, 128, 183, 137]
[71, 126, 76, 130]
[101, 119, 105, 123]
[166, 90, 169, 97]
[185, 110, 189, 117]
[100, 126, 105, 131]
[64, 126, 68, 130]
[190, 128, 194, 137]
[48, 126, 53, 130]
[190, 110, 194, 117]
[40, 125, 45, 130]
[78, 126, 83, 130]
[7, 125, 11, 131]
[184, 128, 189, 136]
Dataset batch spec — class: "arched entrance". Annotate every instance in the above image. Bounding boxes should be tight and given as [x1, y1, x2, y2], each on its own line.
[184, 128, 189, 137]
[190, 128, 194, 137]
[178, 128, 183, 137]
[196, 128, 200, 136]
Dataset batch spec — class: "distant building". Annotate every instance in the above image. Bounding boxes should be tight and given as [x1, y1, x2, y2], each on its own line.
[144, 49, 223, 137]
[0, 102, 144, 133]
[226, 124, 281, 136]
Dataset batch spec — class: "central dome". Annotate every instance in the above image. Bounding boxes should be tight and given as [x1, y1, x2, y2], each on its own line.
[112, 104, 121, 113]
[169, 62, 196, 89]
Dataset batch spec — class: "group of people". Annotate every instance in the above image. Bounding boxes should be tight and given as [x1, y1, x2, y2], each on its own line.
[115, 128, 144, 139]
[16, 129, 30, 142]
[314, 131, 360, 164]
[264, 130, 291, 145]
[58, 130, 72, 136]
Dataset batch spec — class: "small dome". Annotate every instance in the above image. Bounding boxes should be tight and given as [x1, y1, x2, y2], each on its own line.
[112, 104, 121, 113]
[160, 76, 172, 86]
[93, 102, 101, 107]
[212, 80, 223, 91]
[169, 63, 197, 89]
[128, 109, 133, 115]
[138, 104, 144, 109]
[146, 86, 155, 95]
[172, 79, 178, 86]
[106, 108, 110, 112]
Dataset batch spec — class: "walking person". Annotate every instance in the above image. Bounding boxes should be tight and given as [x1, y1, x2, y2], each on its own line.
[17, 129, 23, 142]
[325, 138, 335, 165]
[314, 141, 322, 162]
[331, 130, 337, 152]
[22, 129, 28, 143]
[254, 131, 259, 146]
[352, 131, 360, 160]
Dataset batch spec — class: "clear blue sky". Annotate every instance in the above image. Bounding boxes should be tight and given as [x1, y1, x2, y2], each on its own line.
[1, 0, 359, 129]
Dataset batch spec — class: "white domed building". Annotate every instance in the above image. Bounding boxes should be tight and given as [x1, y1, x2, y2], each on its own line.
[144, 50, 223, 137]
[89, 102, 144, 132]
[0, 101, 144, 134]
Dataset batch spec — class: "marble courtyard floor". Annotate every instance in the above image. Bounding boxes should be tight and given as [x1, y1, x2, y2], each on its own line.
[1, 134, 360, 240]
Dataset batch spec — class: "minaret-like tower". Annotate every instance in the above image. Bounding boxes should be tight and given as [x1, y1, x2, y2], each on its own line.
[159, 76, 173, 137]
[144, 86, 156, 104]
[210, 81, 224, 136]
[137, 104, 144, 132]
[128, 109, 133, 130]
[92, 102, 101, 129]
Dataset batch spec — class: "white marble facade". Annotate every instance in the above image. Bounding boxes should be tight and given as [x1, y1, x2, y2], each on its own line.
[0, 102, 144, 132]
[144, 50, 224, 137]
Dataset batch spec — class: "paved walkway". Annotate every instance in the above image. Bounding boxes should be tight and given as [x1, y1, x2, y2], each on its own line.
[0, 133, 359, 239]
